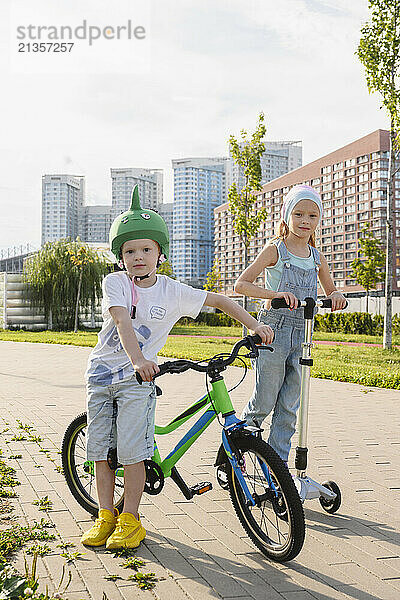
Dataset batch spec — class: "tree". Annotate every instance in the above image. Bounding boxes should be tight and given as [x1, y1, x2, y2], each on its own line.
[204, 258, 222, 293]
[228, 113, 268, 313]
[351, 225, 386, 312]
[23, 239, 109, 331]
[157, 260, 176, 279]
[66, 240, 102, 332]
[357, 0, 400, 348]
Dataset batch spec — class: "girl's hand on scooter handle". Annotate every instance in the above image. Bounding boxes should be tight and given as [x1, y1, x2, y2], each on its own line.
[327, 291, 347, 311]
[253, 324, 274, 344]
[274, 291, 298, 310]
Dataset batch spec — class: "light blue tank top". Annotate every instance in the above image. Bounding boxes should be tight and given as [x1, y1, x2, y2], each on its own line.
[265, 242, 316, 292]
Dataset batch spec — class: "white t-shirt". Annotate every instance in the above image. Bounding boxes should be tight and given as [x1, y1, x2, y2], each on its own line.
[86, 272, 207, 386]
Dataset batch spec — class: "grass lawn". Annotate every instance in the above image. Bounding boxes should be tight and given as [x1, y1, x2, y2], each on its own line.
[0, 327, 399, 389]
[171, 325, 400, 346]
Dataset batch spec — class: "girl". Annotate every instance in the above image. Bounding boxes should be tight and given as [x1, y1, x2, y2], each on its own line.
[235, 184, 346, 462]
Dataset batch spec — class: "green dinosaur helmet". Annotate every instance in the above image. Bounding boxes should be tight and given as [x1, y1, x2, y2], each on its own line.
[109, 185, 169, 261]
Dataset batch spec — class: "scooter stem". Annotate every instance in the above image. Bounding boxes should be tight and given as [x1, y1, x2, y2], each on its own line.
[296, 297, 315, 476]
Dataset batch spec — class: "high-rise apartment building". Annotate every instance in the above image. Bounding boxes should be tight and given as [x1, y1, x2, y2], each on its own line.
[228, 141, 302, 193]
[172, 157, 229, 286]
[215, 130, 395, 297]
[158, 202, 173, 259]
[78, 205, 113, 243]
[41, 175, 85, 245]
[111, 168, 163, 216]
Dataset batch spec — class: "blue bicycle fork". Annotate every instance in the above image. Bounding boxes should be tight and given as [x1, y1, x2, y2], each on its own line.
[222, 414, 277, 506]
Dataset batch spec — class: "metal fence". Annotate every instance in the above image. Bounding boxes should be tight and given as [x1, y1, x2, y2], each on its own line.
[0, 273, 102, 330]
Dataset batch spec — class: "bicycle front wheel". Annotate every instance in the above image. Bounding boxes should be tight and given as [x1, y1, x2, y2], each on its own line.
[226, 433, 305, 562]
[61, 412, 125, 516]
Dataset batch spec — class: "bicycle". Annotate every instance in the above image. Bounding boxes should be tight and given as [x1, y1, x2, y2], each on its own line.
[61, 334, 305, 562]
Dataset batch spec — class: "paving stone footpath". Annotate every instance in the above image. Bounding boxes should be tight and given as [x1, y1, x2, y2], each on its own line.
[1, 340, 400, 600]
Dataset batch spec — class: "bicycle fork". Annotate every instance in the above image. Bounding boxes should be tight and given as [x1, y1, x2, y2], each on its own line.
[221, 414, 278, 507]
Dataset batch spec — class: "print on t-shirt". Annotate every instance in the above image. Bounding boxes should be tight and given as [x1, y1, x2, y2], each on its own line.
[150, 306, 166, 320]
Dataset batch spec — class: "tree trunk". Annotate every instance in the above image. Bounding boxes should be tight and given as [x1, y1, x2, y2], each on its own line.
[90, 295, 96, 329]
[366, 290, 369, 314]
[383, 122, 395, 349]
[74, 268, 83, 333]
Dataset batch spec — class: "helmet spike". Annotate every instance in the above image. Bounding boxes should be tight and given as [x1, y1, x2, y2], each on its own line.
[130, 185, 141, 211]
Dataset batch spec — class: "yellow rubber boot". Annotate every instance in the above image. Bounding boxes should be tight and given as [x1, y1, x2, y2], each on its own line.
[106, 512, 146, 550]
[81, 508, 118, 547]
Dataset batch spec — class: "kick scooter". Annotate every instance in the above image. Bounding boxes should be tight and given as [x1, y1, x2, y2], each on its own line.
[271, 296, 346, 513]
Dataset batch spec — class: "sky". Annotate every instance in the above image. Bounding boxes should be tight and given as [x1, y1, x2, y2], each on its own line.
[0, 0, 387, 253]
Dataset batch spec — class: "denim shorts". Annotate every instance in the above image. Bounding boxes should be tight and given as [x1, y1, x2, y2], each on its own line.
[86, 375, 156, 465]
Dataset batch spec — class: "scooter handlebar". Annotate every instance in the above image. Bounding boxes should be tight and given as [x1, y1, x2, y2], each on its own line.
[271, 297, 348, 310]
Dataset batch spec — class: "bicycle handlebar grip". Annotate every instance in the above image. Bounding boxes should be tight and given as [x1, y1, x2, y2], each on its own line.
[135, 372, 143, 384]
[251, 334, 262, 345]
[271, 297, 291, 309]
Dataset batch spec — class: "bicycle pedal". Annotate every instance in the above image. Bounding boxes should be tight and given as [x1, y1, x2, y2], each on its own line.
[190, 481, 213, 495]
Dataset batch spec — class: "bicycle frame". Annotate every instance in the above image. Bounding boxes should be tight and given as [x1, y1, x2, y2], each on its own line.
[109, 376, 264, 506]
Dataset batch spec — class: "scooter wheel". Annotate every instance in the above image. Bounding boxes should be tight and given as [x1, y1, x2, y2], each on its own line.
[319, 480, 341, 514]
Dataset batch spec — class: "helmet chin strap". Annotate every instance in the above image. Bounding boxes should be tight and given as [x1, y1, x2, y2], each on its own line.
[134, 266, 157, 282]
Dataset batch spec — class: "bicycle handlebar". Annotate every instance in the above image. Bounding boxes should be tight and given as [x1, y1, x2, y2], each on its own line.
[135, 334, 273, 384]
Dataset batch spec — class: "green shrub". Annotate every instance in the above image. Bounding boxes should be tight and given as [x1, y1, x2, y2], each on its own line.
[180, 310, 399, 335]
[314, 311, 386, 335]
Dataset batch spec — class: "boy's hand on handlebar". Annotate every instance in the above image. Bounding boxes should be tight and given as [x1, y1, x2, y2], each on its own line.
[274, 291, 298, 310]
[253, 324, 274, 344]
[327, 291, 347, 311]
[134, 359, 159, 382]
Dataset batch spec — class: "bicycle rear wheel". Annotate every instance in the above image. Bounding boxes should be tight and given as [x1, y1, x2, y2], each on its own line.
[226, 433, 305, 562]
[61, 412, 125, 516]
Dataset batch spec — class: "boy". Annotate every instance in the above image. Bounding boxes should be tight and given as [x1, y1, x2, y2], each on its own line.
[81, 185, 273, 550]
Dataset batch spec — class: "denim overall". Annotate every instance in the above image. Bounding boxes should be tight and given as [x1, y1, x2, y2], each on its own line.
[241, 240, 320, 462]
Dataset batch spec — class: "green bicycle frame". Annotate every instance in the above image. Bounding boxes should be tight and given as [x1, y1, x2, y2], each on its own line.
[114, 378, 234, 479]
